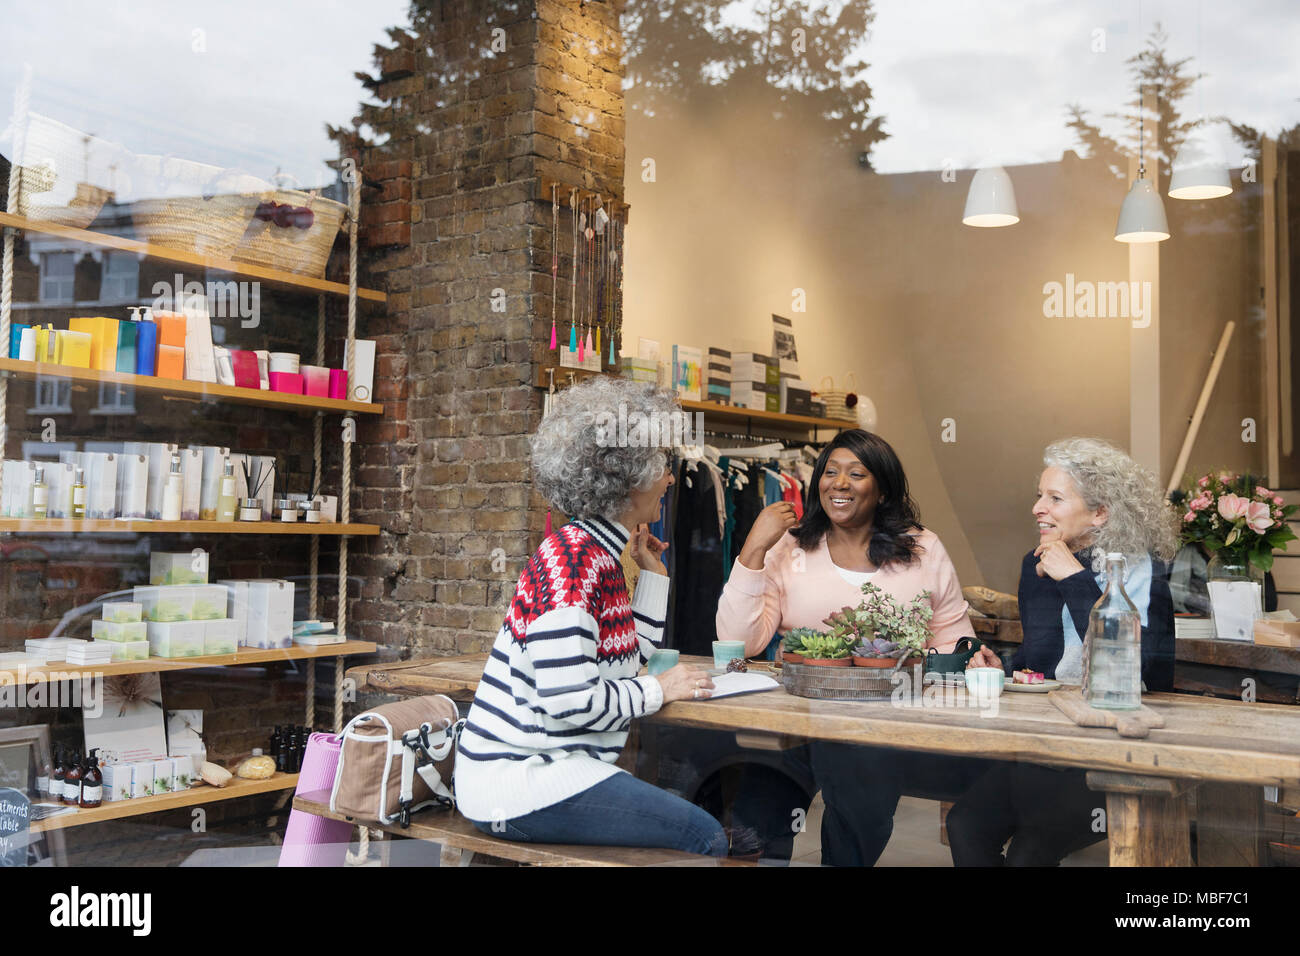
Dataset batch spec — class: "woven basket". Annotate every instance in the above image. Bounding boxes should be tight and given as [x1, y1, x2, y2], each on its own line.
[131, 159, 269, 259]
[816, 374, 860, 423]
[231, 187, 348, 278]
[10, 112, 124, 228]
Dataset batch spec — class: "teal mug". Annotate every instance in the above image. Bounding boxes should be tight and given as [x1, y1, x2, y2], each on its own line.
[712, 640, 745, 669]
[648, 649, 679, 676]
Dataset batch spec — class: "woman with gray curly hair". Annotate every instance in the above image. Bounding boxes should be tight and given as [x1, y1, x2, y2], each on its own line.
[454, 376, 728, 857]
[949, 437, 1178, 866]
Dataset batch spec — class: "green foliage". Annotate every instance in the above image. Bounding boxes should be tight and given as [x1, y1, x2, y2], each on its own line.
[795, 632, 855, 659]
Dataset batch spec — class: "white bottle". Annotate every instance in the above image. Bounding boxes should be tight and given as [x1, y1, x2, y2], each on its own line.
[161, 454, 183, 522]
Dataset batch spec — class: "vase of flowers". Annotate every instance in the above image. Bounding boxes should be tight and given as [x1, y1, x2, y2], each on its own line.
[1178, 471, 1295, 639]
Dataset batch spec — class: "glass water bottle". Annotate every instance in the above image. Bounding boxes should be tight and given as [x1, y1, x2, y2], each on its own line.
[1083, 552, 1142, 710]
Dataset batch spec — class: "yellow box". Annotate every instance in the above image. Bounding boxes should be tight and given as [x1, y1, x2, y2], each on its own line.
[69, 316, 121, 371]
[54, 329, 93, 368]
[34, 324, 58, 363]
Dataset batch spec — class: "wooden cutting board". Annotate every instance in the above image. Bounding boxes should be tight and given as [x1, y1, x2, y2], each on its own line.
[1048, 687, 1165, 739]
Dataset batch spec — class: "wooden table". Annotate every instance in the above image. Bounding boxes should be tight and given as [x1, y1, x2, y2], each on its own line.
[973, 617, 1300, 705]
[350, 654, 1300, 867]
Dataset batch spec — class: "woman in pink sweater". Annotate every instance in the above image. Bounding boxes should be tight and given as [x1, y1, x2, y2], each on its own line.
[717, 429, 977, 865]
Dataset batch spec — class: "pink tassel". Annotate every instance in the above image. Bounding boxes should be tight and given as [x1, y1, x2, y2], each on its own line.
[585, 327, 594, 354]
[549, 321, 557, 350]
[545, 511, 552, 536]
[578, 332, 585, 362]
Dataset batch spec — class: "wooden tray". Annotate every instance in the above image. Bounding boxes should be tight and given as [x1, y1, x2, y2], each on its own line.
[782, 660, 923, 701]
[1048, 687, 1165, 738]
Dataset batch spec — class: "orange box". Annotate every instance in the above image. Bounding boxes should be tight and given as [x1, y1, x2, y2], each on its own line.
[156, 344, 186, 380]
[69, 316, 120, 370]
[153, 311, 188, 349]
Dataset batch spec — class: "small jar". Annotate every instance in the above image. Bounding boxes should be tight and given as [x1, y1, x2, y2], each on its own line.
[238, 497, 262, 522]
[275, 498, 298, 522]
[300, 500, 322, 524]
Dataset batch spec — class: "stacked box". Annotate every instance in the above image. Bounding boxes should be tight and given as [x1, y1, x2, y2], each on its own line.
[706, 347, 731, 403]
[102, 763, 133, 802]
[219, 580, 250, 646]
[149, 550, 209, 586]
[95, 639, 150, 662]
[202, 619, 238, 655]
[731, 381, 779, 412]
[191, 585, 228, 621]
[620, 356, 658, 384]
[91, 620, 147, 643]
[780, 378, 814, 416]
[731, 352, 780, 386]
[102, 601, 143, 623]
[146, 621, 205, 658]
[130, 760, 154, 797]
[244, 579, 295, 649]
[135, 585, 195, 623]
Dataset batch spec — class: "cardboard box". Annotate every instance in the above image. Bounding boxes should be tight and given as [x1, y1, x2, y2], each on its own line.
[130, 761, 154, 798]
[150, 759, 174, 795]
[1254, 620, 1300, 647]
[147, 620, 205, 658]
[246, 579, 294, 649]
[55, 329, 93, 368]
[91, 620, 147, 643]
[150, 550, 208, 586]
[102, 601, 143, 623]
[136, 585, 195, 623]
[170, 756, 193, 790]
[102, 763, 133, 802]
[201, 619, 237, 655]
[69, 316, 120, 371]
[780, 378, 814, 416]
[191, 585, 227, 622]
[219, 580, 249, 646]
[156, 344, 185, 380]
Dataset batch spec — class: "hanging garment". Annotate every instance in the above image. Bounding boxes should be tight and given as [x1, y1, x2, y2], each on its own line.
[720, 456, 737, 569]
[668, 460, 726, 657]
[780, 470, 804, 520]
[730, 462, 766, 565]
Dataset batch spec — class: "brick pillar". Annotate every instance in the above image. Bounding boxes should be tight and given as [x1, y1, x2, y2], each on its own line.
[344, 0, 626, 662]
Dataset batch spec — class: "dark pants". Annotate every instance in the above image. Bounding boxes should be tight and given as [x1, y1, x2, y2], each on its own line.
[730, 743, 987, 866]
[946, 762, 1106, 866]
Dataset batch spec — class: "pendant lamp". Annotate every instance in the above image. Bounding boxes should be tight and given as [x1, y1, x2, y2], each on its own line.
[1168, 133, 1232, 200]
[1114, 86, 1170, 243]
[962, 166, 1019, 227]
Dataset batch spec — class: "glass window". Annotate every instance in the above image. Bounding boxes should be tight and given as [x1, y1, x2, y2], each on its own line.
[39, 251, 74, 302]
[99, 251, 138, 303]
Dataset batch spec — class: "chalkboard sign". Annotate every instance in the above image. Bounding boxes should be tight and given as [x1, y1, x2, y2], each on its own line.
[0, 787, 31, 867]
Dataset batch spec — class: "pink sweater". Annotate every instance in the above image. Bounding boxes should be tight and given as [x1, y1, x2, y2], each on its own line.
[716, 528, 973, 657]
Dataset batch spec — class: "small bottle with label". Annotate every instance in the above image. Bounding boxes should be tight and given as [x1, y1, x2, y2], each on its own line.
[30, 465, 48, 519]
[36, 751, 51, 797]
[162, 454, 183, 521]
[62, 749, 83, 806]
[70, 467, 87, 519]
[79, 748, 103, 809]
[217, 459, 238, 522]
[50, 746, 65, 801]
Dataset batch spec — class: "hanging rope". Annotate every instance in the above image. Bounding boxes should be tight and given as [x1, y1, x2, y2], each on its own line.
[0, 68, 32, 506]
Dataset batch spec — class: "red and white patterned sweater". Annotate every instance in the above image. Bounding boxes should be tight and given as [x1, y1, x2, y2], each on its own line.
[454, 517, 668, 822]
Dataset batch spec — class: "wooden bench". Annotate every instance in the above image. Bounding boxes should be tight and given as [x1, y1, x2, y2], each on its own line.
[291, 789, 742, 867]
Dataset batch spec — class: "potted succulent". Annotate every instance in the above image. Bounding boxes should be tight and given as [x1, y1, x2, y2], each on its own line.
[824, 583, 933, 668]
[781, 628, 818, 663]
[792, 632, 856, 667]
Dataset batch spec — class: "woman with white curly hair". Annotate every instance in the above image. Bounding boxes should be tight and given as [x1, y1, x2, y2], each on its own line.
[454, 376, 728, 857]
[949, 437, 1179, 866]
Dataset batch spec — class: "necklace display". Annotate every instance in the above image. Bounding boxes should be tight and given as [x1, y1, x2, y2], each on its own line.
[569, 189, 579, 353]
[550, 184, 558, 351]
[546, 184, 628, 372]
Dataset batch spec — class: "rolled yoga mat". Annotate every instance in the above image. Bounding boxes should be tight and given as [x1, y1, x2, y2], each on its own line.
[278, 732, 352, 867]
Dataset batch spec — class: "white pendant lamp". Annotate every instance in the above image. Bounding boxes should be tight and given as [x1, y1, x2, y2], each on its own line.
[962, 166, 1019, 227]
[1114, 85, 1170, 243]
[1168, 134, 1232, 200]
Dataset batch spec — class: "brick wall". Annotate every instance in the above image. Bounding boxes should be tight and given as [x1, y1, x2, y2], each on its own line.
[347, 0, 627, 666]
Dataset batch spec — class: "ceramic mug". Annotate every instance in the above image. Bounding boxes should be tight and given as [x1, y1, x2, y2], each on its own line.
[647, 649, 679, 676]
[712, 640, 745, 669]
[964, 666, 1005, 698]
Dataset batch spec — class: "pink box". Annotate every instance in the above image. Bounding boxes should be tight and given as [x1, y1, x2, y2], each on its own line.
[230, 350, 261, 390]
[301, 365, 330, 397]
[268, 371, 304, 395]
[328, 368, 348, 400]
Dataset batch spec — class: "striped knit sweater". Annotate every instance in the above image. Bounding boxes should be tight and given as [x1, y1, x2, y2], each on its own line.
[454, 517, 669, 822]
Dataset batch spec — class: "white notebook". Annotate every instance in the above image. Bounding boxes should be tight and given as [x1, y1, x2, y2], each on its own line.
[705, 672, 780, 699]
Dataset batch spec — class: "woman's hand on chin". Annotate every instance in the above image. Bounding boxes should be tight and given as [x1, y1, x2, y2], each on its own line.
[631, 524, 670, 575]
[737, 502, 798, 570]
[1033, 539, 1085, 581]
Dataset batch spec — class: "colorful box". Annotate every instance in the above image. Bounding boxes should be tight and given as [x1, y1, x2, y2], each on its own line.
[153, 311, 187, 349]
[149, 550, 208, 586]
[191, 585, 227, 622]
[9, 323, 30, 360]
[68, 316, 121, 371]
[229, 350, 260, 389]
[55, 329, 93, 368]
[202, 619, 237, 655]
[328, 368, 348, 399]
[115, 319, 138, 373]
[147, 620, 205, 658]
[156, 344, 185, 380]
[92, 619, 147, 643]
[135, 585, 195, 623]
[102, 763, 133, 802]
[301, 365, 330, 397]
[268, 371, 304, 394]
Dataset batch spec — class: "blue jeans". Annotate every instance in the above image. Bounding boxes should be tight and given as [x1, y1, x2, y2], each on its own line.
[471, 771, 729, 857]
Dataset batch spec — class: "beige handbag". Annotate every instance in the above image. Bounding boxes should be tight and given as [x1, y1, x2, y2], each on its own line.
[329, 695, 463, 827]
[817, 373, 860, 422]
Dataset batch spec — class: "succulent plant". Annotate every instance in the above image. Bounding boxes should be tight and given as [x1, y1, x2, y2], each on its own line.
[782, 628, 821, 651]
[796, 633, 856, 659]
[852, 637, 900, 658]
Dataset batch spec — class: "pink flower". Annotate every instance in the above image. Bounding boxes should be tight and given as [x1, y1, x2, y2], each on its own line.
[1218, 493, 1250, 521]
[1190, 495, 1210, 512]
[1256, 485, 1271, 498]
[1197, 476, 1210, 489]
[1275, 496, 1285, 506]
[1184, 511, 1195, 523]
[1218, 471, 1236, 484]
[1247, 501, 1274, 534]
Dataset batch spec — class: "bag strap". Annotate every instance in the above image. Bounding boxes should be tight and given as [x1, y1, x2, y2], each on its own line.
[844, 372, 858, 392]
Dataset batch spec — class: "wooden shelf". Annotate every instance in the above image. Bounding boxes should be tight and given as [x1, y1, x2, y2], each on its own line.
[533, 366, 855, 432]
[0, 358, 382, 416]
[2, 640, 377, 685]
[0, 211, 385, 303]
[0, 519, 378, 535]
[31, 772, 300, 833]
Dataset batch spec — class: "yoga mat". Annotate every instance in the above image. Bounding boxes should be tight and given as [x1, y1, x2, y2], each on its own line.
[278, 732, 351, 867]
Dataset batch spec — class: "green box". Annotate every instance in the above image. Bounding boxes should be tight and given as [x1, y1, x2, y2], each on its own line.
[202, 619, 238, 656]
[102, 601, 143, 623]
[191, 585, 227, 621]
[135, 585, 194, 623]
[149, 551, 209, 586]
[147, 620, 204, 657]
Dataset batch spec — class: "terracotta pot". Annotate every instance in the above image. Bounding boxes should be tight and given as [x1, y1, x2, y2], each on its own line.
[801, 656, 852, 667]
[852, 656, 896, 668]
[782, 652, 805, 663]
